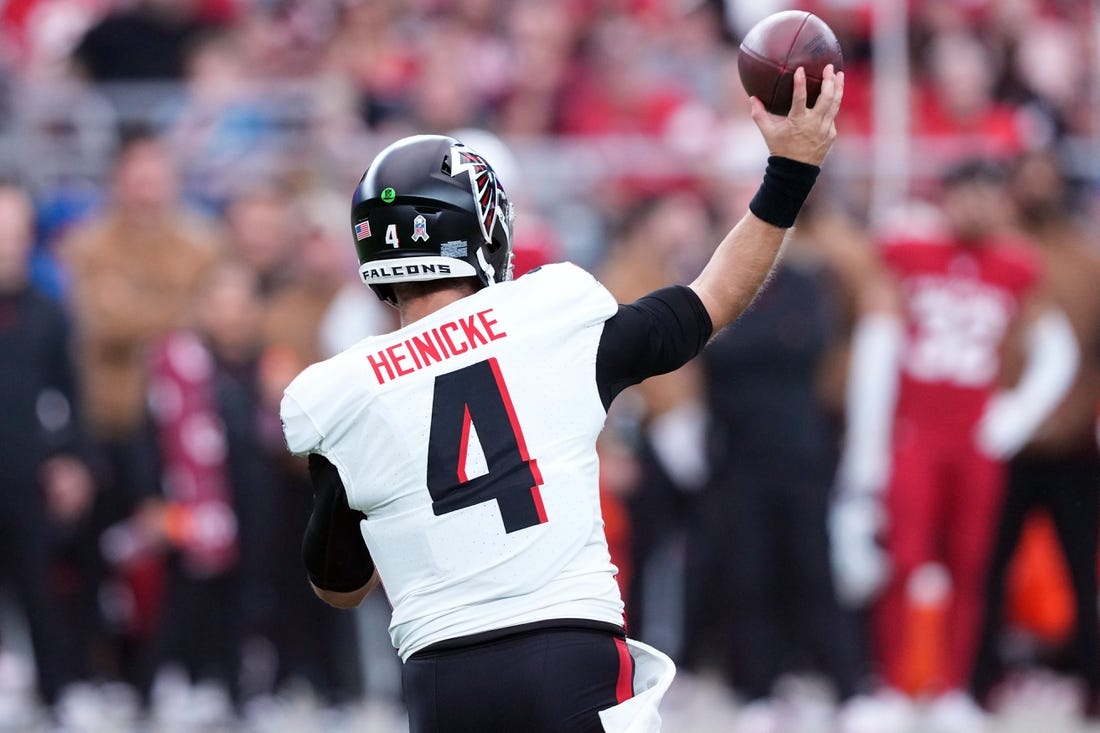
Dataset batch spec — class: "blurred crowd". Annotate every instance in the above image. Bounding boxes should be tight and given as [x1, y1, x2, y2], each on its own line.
[1, 0, 1100, 731]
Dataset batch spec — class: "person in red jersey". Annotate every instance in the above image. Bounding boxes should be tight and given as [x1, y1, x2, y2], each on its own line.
[832, 159, 1078, 727]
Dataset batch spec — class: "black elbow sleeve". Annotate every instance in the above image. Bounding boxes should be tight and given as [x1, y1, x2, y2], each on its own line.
[302, 454, 375, 593]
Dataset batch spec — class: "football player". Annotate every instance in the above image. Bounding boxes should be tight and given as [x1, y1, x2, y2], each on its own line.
[280, 67, 843, 732]
[833, 159, 1079, 726]
[971, 149, 1100, 715]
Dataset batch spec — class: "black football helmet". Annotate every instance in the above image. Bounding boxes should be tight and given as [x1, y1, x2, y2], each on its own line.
[351, 134, 516, 304]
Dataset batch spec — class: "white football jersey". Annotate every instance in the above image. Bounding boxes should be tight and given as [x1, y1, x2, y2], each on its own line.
[281, 263, 625, 660]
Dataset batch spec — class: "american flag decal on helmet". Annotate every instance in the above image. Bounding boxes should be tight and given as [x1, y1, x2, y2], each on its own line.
[448, 145, 510, 248]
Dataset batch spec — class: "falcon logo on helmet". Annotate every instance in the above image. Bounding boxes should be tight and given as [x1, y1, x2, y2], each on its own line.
[449, 146, 512, 250]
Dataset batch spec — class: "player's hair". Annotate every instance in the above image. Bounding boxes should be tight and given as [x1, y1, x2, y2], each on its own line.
[941, 158, 1006, 188]
[391, 276, 481, 305]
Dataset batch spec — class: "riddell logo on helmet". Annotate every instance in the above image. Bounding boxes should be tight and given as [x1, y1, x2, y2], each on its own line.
[362, 264, 453, 280]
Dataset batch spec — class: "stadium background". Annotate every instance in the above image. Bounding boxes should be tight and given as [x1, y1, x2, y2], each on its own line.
[0, 0, 1098, 731]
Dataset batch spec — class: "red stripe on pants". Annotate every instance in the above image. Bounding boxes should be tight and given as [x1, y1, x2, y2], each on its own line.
[614, 638, 634, 703]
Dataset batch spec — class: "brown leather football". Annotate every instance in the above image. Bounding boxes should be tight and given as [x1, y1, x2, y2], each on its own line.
[738, 11, 844, 116]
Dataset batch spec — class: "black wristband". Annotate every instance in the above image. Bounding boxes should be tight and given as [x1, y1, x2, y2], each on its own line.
[748, 156, 821, 228]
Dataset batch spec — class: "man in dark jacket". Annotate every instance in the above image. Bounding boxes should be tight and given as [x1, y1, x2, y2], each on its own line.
[0, 181, 94, 705]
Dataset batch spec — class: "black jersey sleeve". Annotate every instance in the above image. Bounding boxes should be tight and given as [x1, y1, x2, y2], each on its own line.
[595, 285, 713, 409]
[302, 454, 375, 593]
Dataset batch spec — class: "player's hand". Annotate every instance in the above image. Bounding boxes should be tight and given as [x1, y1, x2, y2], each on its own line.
[974, 392, 1032, 460]
[41, 455, 95, 524]
[829, 493, 890, 607]
[750, 65, 843, 167]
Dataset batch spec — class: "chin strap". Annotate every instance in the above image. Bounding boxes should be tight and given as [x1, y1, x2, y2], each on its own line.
[476, 247, 497, 284]
[975, 307, 1079, 459]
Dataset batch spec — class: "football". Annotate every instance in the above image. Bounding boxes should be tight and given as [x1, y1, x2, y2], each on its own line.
[737, 10, 844, 116]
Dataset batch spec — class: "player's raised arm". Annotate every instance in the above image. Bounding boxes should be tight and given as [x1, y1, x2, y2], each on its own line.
[690, 65, 843, 333]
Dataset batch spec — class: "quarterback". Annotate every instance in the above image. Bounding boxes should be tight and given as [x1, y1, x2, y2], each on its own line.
[281, 66, 843, 732]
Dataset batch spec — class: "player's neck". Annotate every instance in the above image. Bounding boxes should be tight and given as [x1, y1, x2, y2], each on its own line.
[398, 290, 470, 327]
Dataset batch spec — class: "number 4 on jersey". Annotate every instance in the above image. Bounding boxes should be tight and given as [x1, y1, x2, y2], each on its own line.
[426, 358, 547, 532]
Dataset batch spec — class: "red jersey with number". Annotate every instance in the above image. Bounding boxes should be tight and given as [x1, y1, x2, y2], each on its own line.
[882, 237, 1040, 430]
[280, 264, 624, 660]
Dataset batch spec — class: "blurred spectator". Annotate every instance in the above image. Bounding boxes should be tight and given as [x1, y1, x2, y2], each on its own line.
[835, 160, 1078, 728]
[230, 1, 336, 83]
[222, 182, 293, 297]
[789, 198, 876, 418]
[323, 0, 417, 131]
[263, 188, 391, 371]
[134, 262, 257, 713]
[0, 181, 93, 705]
[912, 31, 1024, 163]
[557, 13, 688, 140]
[495, 1, 576, 136]
[992, 3, 1085, 140]
[1, 0, 100, 79]
[160, 29, 276, 212]
[404, 18, 492, 134]
[598, 192, 712, 646]
[62, 132, 220, 452]
[972, 149, 1100, 715]
[72, 0, 218, 83]
[556, 11, 701, 209]
[60, 133, 220, 678]
[130, 257, 364, 714]
[686, 208, 863, 717]
[650, 1, 734, 109]
[255, 191, 381, 705]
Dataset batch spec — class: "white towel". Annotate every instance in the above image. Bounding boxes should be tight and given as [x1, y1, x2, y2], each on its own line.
[598, 639, 676, 733]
